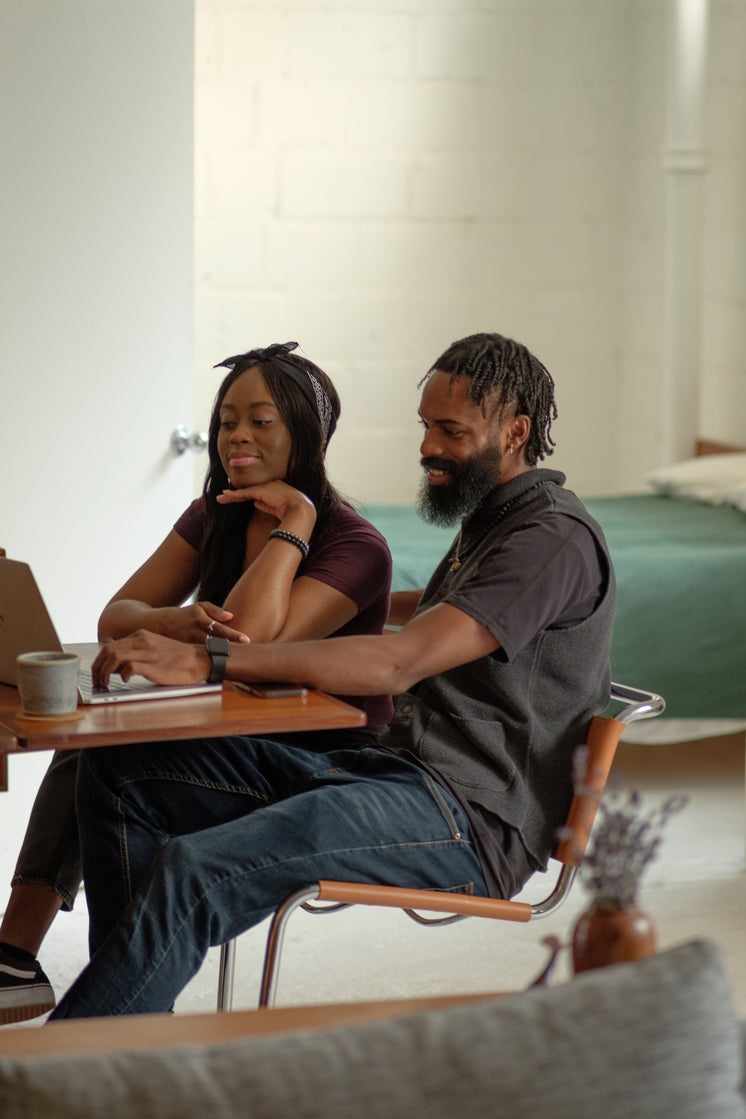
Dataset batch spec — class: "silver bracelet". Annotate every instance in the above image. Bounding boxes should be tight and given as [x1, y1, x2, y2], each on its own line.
[268, 528, 310, 559]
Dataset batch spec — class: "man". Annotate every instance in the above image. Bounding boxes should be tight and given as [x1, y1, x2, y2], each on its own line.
[50, 331, 615, 1018]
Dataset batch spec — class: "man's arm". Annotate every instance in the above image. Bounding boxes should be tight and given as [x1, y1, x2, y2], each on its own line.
[92, 603, 500, 697]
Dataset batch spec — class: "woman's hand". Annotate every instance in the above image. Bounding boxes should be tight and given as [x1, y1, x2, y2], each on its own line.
[93, 631, 213, 687]
[154, 602, 250, 644]
[217, 481, 317, 536]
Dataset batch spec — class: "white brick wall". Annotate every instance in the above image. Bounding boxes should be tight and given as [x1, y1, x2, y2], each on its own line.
[195, 0, 746, 502]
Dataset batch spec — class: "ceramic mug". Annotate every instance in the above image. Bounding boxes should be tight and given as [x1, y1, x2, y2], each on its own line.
[16, 651, 80, 717]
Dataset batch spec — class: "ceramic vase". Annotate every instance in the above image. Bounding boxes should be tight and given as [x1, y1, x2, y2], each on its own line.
[571, 902, 656, 974]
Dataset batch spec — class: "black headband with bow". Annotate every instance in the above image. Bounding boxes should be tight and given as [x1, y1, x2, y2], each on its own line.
[215, 342, 336, 446]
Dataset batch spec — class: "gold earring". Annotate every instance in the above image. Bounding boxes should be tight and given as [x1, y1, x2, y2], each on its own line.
[508, 443, 514, 454]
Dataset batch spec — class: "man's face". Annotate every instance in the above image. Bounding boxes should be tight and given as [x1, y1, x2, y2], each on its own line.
[416, 371, 506, 526]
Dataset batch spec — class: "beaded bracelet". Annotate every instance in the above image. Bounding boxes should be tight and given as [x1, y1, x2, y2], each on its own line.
[268, 528, 310, 559]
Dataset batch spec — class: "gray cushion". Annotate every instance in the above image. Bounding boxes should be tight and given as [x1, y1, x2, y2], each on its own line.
[0, 939, 744, 1118]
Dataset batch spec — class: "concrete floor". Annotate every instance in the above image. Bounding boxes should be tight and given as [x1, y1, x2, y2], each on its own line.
[4, 722, 745, 1026]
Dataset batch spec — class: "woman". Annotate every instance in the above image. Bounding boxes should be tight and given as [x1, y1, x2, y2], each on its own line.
[0, 342, 392, 1024]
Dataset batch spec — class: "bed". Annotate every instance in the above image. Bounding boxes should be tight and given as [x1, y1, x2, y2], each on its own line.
[363, 442, 746, 720]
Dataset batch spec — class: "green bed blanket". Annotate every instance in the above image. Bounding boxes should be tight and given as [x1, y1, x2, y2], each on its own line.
[363, 496, 746, 719]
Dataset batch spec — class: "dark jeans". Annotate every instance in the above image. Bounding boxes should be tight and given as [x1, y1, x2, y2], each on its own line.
[50, 735, 487, 1018]
[11, 750, 81, 910]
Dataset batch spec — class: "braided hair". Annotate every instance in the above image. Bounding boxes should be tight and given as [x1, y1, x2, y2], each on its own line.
[421, 332, 557, 465]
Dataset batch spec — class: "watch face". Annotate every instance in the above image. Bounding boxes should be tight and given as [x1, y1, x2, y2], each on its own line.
[206, 634, 230, 684]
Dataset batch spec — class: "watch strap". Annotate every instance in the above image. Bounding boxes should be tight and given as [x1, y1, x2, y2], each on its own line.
[205, 635, 230, 684]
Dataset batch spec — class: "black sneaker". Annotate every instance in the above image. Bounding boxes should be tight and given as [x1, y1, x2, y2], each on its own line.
[0, 946, 56, 1025]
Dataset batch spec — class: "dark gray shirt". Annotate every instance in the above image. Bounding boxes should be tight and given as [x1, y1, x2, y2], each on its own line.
[447, 511, 605, 660]
[440, 511, 605, 895]
[381, 470, 616, 897]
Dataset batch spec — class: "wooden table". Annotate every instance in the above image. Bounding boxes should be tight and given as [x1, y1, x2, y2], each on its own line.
[0, 682, 365, 755]
[0, 991, 503, 1056]
[0, 650, 367, 791]
[0, 723, 15, 793]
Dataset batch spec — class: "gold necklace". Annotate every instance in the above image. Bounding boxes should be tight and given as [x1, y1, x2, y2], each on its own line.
[448, 481, 544, 576]
[450, 530, 464, 572]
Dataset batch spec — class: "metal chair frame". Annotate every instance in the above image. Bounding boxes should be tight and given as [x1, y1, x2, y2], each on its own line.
[217, 682, 664, 1010]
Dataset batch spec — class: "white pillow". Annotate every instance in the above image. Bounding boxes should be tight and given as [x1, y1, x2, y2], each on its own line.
[646, 452, 746, 506]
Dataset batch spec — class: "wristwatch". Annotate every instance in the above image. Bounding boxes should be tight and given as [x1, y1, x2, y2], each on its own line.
[205, 635, 231, 684]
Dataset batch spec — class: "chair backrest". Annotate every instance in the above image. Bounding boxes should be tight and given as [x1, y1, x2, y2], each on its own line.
[553, 714, 626, 869]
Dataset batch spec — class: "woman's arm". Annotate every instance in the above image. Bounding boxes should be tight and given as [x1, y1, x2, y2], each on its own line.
[217, 481, 358, 643]
[98, 531, 248, 644]
[386, 590, 423, 627]
[101, 481, 371, 648]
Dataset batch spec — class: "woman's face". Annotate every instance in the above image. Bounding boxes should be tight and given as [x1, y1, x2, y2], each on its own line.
[217, 366, 293, 488]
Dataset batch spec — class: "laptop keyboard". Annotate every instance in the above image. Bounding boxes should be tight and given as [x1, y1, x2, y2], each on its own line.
[78, 663, 140, 700]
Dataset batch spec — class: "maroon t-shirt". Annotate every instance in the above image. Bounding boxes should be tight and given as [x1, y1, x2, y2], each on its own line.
[174, 498, 393, 726]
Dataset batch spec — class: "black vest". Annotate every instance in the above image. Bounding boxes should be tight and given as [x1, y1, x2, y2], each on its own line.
[383, 469, 616, 867]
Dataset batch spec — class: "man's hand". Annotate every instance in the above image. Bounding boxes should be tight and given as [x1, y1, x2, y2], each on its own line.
[93, 631, 214, 687]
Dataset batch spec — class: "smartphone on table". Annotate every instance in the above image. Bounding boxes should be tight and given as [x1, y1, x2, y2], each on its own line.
[234, 682, 308, 699]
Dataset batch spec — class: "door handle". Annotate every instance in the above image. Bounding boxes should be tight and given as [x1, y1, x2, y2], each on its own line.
[171, 426, 208, 455]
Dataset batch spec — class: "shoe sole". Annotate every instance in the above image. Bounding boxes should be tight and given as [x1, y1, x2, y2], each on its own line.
[0, 999, 56, 1026]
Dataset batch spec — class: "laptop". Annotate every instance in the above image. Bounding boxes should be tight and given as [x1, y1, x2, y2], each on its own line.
[0, 557, 223, 705]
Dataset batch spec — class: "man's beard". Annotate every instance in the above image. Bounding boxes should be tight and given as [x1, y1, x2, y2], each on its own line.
[417, 447, 503, 527]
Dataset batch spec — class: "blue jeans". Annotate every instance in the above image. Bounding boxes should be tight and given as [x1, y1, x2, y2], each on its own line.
[50, 735, 488, 1018]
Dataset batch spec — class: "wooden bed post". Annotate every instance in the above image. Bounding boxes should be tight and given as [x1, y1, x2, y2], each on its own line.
[661, 0, 710, 465]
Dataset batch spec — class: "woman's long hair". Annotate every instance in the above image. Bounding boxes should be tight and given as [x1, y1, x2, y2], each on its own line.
[197, 343, 342, 606]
